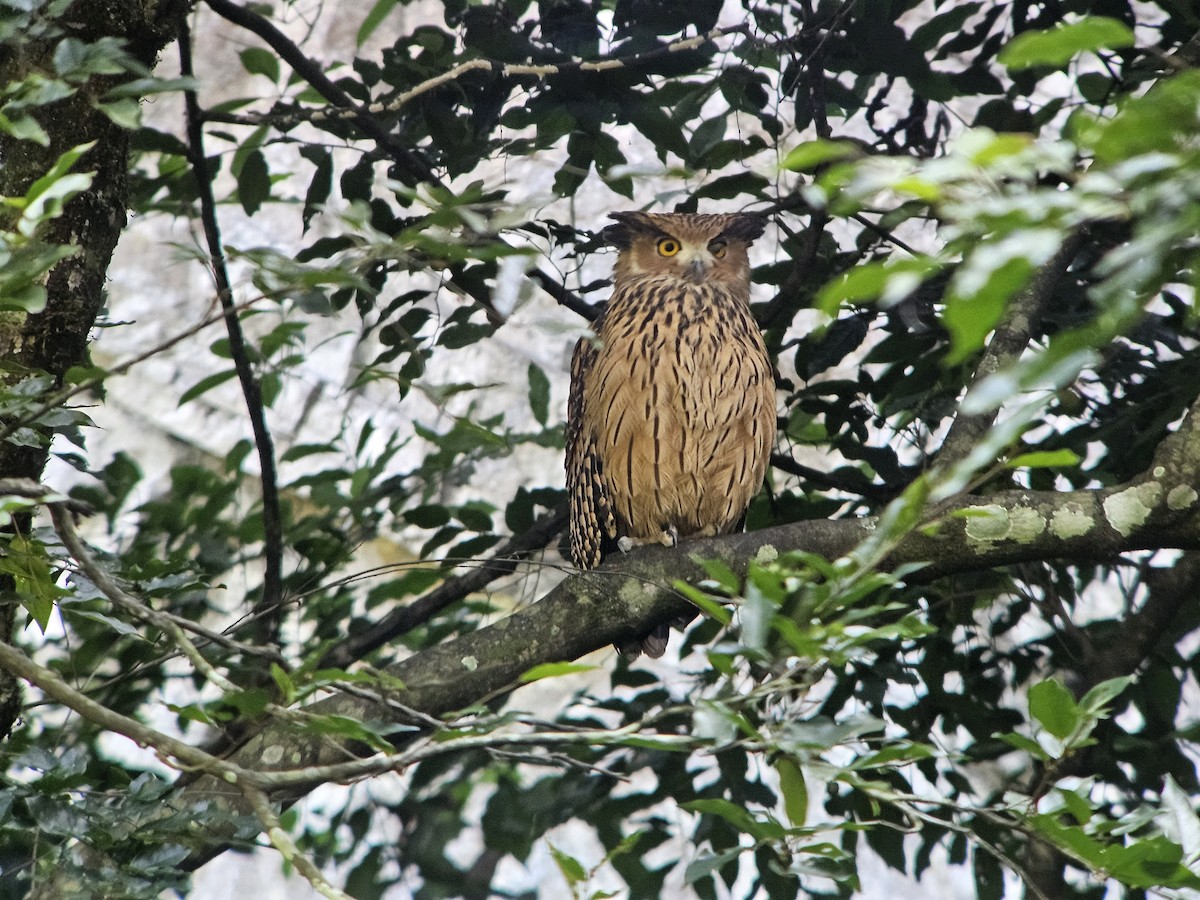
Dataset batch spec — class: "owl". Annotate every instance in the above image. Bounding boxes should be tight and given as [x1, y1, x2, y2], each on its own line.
[565, 211, 776, 657]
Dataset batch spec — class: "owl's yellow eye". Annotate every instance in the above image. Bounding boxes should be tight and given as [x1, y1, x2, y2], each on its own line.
[708, 240, 728, 258]
[656, 238, 680, 257]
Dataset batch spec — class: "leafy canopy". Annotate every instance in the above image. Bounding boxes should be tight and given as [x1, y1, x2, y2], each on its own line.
[2, 1, 1200, 899]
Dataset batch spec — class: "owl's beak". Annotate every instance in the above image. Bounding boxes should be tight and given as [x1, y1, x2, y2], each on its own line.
[683, 256, 708, 283]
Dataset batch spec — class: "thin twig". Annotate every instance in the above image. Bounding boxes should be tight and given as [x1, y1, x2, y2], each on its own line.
[225, 723, 698, 791]
[47, 500, 286, 667]
[180, 19, 285, 642]
[769, 452, 898, 501]
[759, 211, 827, 327]
[0, 637, 240, 775]
[242, 786, 354, 900]
[0, 296, 266, 448]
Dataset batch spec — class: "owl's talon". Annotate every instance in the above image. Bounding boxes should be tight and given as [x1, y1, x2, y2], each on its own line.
[617, 536, 635, 553]
[659, 525, 679, 547]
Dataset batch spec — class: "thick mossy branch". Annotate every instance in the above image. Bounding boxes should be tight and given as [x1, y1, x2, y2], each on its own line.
[172, 402, 1200, 869]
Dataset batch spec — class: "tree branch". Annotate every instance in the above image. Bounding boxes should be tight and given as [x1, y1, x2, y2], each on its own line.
[168, 437, 1200, 869]
[181, 21, 285, 642]
[200, 19, 749, 128]
[201, 0, 434, 184]
[529, 267, 601, 322]
[0, 636, 238, 776]
[937, 227, 1088, 466]
[319, 508, 568, 670]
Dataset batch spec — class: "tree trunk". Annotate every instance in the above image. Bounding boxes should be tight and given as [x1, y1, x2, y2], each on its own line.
[0, 0, 188, 738]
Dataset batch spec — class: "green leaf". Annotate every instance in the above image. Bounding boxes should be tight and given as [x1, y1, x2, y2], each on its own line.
[672, 581, 732, 625]
[17, 142, 96, 235]
[0, 284, 49, 314]
[60, 607, 145, 636]
[168, 702, 219, 726]
[603, 829, 644, 864]
[694, 557, 741, 593]
[260, 371, 281, 408]
[269, 663, 295, 703]
[94, 97, 141, 129]
[1104, 835, 1199, 889]
[999, 17, 1135, 71]
[0, 112, 50, 145]
[357, 0, 399, 47]
[1005, 449, 1081, 470]
[739, 579, 774, 651]
[781, 139, 860, 173]
[776, 757, 808, 827]
[405, 504, 451, 528]
[815, 257, 939, 316]
[301, 147, 332, 230]
[0, 535, 68, 631]
[995, 731, 1050, 761]
[518, 662, 597, 683]
[1089, 71, 1200, 164]
[239, 47, 280, 82]
[684, 848, 741, 886]
[681, 799, 787, 842]
[626, 101, 687, 159]
[527, 363, 550, 426]
[944, 231, 1059, 365]
[52, 37, 128, 79]
[1029, 678, 1080, 741]
[178, 369, 238, 405]
[1028, 813, 1108, 868]
[24, 142, 95, 201]
[301, 714, 398, 752]
[852, 742, 935, 770]
[1057, 787, 1094, 826]
[693, 700, 744, 745]
[1078, 675, 1133, 716]
[1161, 776, 1200, 865]
[26, 795, 89, 836]
[237, 149, 270, 215]
[547, 843, 587, 886]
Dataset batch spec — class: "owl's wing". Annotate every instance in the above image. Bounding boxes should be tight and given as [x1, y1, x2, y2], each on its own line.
[566, 331, 618, 569]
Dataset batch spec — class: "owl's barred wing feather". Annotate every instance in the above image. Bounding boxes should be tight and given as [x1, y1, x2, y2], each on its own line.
[566, 331, 617, 569]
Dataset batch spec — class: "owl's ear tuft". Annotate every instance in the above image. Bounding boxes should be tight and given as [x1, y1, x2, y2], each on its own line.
[721, 213, 767, 244]
[600, 222, 631, 248]
[603, 211, 657, 248]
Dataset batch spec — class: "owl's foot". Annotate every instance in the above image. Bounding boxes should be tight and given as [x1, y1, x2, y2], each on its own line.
[617, 527, 678, 553]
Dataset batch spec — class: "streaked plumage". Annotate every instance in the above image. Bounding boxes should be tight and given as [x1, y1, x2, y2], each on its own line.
[566, 211, 775, 656]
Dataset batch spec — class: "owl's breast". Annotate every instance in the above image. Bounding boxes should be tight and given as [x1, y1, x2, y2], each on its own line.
[585, 281, 775, 541]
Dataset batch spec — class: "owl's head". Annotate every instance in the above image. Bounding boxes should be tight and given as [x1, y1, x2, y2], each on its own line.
[603, 211, 765, 286]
